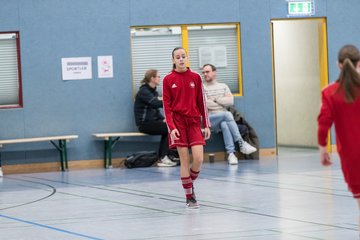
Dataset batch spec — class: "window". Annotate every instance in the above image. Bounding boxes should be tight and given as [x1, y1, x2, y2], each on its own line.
[187, 24, 242, 95]
[130, 23, 242, 95]
[0, 32, 22, 108]
[131, 26, 182, 95]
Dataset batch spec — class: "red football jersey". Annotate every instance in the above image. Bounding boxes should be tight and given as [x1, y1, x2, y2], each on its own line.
[162, 68, 210, 132]
[318, 81, 360, 194]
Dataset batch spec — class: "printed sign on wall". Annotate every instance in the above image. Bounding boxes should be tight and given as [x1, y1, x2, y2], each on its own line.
[61, 57, 92, 80]
[97, 56, 113, 78]
[198, 46, 227, 68]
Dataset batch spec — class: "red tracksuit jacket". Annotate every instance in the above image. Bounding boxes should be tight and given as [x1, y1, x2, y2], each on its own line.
[317, 81, 360, 195]
[162, 68, 210, 132]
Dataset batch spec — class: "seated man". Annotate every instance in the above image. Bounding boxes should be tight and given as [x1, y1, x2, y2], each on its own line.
[134, 69, 178, 167]
[202, 64, 257, 165]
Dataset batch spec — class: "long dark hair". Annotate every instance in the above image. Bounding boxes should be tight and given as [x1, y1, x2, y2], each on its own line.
[171, 47, 186, 69]
[337, 44, 360, 102]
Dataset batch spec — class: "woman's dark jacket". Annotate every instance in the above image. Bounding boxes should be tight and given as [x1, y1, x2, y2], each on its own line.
[134, 84, 164, 126]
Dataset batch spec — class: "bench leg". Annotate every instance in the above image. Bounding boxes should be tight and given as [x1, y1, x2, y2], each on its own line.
[104, 138, 112, 168]
[103, 137, 121, 169]
[50, 140, 68, 171]
[60, 140, 68, 171]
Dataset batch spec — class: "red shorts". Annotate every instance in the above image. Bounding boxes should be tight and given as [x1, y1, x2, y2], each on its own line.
[169, 113, 205, 149]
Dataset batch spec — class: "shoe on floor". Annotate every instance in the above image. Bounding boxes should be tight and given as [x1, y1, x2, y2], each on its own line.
[167, 154, 180, 165]
[157, 155, 177, 167]
[227, 152, 238, 165]
[0, 167, 3, 177]
[186, 197, 199, 209]
[168, 152, 180, 161]
[239, 141, 257, 155]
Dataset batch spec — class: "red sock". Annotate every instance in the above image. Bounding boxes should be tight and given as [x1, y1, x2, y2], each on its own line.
[190, 168, 200, 181]
[181, 176, 193, 199]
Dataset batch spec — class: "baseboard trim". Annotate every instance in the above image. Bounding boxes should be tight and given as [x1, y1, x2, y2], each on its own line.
[2, 148, 277, 175]
[260, 148, 277, 157]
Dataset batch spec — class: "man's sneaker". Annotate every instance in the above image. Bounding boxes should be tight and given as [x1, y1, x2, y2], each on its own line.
[157, 155, 177, 167]
[168, 151, 180, 161]
[168, 154, 180, 165]
[186, 197, 199, 209]
[227, 152, 238, 165]
[239, 141, 257, 155]
[0, 167, 3, 177]
[169, 155, 180, 162]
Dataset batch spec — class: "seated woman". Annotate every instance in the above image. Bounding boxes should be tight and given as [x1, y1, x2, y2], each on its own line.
[134, 69, 179, 167]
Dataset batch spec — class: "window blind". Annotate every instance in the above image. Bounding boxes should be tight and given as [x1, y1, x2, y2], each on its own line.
[188, 28, 240, 93]
[0, 33, 20, 106]
[131, 33, 181, 95]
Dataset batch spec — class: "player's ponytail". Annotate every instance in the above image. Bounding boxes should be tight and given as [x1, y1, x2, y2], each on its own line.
[337, 45, 360, 102]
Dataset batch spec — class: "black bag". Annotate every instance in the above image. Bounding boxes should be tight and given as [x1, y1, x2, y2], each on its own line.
[124, 151, 158, 168]
[227, 106, 260, 160]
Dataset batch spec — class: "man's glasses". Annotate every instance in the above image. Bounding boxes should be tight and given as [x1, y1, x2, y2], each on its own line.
[202, 71, 210, 74]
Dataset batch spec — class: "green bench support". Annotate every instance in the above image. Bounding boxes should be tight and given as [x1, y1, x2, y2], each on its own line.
[0, 135, 78, 172]
[93, 132, 148, 168]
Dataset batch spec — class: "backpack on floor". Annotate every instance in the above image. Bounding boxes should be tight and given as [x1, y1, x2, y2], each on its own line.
[227, 105, 260, 160]
[124, 151, 158, 168]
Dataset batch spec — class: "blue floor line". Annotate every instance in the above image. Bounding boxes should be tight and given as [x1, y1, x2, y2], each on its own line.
[0, 214, 104, 240]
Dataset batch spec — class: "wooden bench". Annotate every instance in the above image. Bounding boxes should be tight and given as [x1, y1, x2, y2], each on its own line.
[0, 135, 78, 172]
[93, 132, 148, 168]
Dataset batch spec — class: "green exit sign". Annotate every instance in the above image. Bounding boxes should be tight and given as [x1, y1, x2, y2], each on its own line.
[288, 1, 313, 15]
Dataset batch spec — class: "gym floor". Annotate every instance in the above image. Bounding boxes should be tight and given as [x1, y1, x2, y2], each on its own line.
[0, 148, 358, 240]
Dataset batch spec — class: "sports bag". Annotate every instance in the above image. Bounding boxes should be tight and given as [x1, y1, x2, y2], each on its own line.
[124, 151, 158, 168]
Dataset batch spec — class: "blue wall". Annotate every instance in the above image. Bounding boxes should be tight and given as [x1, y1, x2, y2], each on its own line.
[0, 0, 359, 164]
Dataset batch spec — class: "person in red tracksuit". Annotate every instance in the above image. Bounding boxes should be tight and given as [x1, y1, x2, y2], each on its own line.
[162, 47, 211, 208]
[317, 44, 360, 234]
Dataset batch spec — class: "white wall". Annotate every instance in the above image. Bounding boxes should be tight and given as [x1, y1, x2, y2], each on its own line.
[273, 20, 321, 147]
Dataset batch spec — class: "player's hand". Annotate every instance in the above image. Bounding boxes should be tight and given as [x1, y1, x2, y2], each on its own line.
[319, 145, 332, 166]
[203, 127, 211, 140]
[170, 129, 180, 140]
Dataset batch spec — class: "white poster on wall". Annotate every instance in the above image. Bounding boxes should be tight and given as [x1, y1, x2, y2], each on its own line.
[97, 56, 113, 78]
[61, 57, 92, 80]
[198, 46, 227, 68]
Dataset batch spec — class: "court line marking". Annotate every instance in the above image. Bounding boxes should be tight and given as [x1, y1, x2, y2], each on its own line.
[0, 178, 56, 211]
[17, 175, 358, 232]
[133, 166, 351, 197]
[5, 176, 183, 216]
[0, 214, 104, 240]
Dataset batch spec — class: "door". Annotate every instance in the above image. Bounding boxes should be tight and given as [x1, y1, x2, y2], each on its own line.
[271, 18, 329, 154]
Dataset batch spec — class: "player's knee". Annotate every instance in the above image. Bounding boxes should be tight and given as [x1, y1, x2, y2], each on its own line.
[192, 156, 203, 165]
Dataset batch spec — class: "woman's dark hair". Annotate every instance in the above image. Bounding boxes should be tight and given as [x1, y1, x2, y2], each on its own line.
[337, 44, 360, 102]
[141, 69, 158, 85]
[172, 47, 186, 69]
